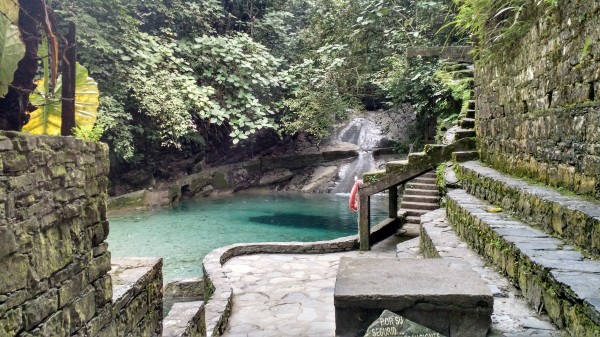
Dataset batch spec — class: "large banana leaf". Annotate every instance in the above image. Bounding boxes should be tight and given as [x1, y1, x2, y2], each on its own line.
[0, 0, 26, 98]
[24, 63, 99, 135]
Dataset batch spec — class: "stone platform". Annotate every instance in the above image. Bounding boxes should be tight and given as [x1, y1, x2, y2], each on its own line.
[334, 257, 493, 337]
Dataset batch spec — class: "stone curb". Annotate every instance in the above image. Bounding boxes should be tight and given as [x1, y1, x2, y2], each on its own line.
[163, 301, 206, 337]
[456, 161, 600, 258]
[201, 219, 400, 337]
[446, 189, 600, 336]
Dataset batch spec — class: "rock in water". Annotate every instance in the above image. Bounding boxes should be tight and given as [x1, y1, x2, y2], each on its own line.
[364, 310, 444, 337]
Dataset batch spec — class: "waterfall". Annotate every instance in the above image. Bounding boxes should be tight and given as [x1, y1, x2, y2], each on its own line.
[331, 116, 386, 194]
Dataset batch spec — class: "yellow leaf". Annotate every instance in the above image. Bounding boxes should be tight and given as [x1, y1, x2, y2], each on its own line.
[24, 63, 99, 135]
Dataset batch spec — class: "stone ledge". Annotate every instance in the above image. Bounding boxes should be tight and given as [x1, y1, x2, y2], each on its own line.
[456, 161, 600, 257]
[201, 218, 399, 337]
[163, 301, 205, 337]
[446, 189, 600, 335]
[164, 278, 204, 299]
[334, 257, 492, 337]
[109, 257, 163, 336]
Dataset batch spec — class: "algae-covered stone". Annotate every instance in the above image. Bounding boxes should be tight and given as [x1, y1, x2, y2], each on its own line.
[38, 311, 70, 337]
[108, 190, 147, 211]
[0, 226, 18, 258]
[0, 253, 29, 293]
[66, 287, 96, 333]
[24, 289, 59, 330]
[0, 308, 23, 336]
[209, 170, 231, 190]
[31, 224, 73, 280]
[363, 170, 387, 183]
[0, 137, 14, 151]
[258, 169, 293, 186]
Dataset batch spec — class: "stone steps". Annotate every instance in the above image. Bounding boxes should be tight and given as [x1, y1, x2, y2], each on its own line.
[403, 188, 440, 197]
[456, 161, 600, 258]
[454, 128, 476, 140]
[460, 117, 475, 129]
[400, 201, 439, 211]
[413, 176, 436, 184]
[405, 215, 423, 224]
[406, 182, 438, 190]
[419, 209, 565, 336]
[466, 109, 475, 118]
[402, 194, 439, 203]
[452, 151, 479, 163]
[446, 189, 600, 335]
[399, 171, 440, 224]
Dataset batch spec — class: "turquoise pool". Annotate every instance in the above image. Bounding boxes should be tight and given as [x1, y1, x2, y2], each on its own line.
[107, 192, 388, 281]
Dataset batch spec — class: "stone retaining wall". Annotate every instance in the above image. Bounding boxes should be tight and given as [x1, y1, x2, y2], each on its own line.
[0, 132, 112, 336]
[108, 258, 163, 337]
[0, 131, 162, 337]
[475, 1, 600, 197]
[456, 161, 600, 257]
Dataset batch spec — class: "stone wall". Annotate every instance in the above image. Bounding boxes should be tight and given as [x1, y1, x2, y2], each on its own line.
[0, 132, 162, 337]
[475, 1, 600, 198]
[109, 258, 163, 337]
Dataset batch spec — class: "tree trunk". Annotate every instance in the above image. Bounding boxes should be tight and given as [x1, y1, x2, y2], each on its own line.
[61, 22, 76, 136]
[0, 1, 44, 131]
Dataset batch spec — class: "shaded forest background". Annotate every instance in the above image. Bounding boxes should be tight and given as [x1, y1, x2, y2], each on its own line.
[3, 0, 478, 192]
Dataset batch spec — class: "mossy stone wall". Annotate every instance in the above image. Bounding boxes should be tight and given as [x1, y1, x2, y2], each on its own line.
[0, 132, 111, 336]
[475, 1, 600, 198]
[0, 132, 162, 337]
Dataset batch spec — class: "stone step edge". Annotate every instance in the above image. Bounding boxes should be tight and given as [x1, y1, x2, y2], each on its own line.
[456, 161, 600, 258]
[446, 189, 600, 334]
[403, 188, 440, 196]
[419, 209, 506, 297]
[163, 301, 206, 337]
[402, 195, 439, 202]
[201, 219, 399, 336]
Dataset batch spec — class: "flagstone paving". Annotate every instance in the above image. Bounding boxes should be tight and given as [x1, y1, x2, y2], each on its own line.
[220, 224, 562, 337]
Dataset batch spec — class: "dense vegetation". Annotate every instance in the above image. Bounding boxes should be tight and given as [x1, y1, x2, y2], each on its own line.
[2, 0, 480, 182]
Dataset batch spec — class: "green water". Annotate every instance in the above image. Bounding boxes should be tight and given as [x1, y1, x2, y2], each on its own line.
[107, 192, 388, 281]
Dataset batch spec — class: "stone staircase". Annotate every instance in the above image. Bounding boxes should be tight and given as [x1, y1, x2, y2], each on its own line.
[400, 171, 440, 225]
[454, 99, 477, 140]
[442, 161, 600, 336]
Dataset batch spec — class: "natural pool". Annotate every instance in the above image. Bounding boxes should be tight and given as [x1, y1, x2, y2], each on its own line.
[107, 192, 388, 281]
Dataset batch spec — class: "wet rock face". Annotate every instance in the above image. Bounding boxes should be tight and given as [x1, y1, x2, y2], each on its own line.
[332, 115, 389, 194]
[475, 0, 600, 197]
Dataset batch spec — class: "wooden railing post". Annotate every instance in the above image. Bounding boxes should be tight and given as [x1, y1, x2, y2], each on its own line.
[359, 194, 371, 251]
[388, 185, 398, 219]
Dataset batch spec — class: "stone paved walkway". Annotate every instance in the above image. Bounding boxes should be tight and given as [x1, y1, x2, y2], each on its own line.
[223, 250, 400, 336]
[222, 238, 400, 337]
[221, 224, 562, 337]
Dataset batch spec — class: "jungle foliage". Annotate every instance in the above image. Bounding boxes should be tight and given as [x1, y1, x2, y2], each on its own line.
[3, 0, 470, 167]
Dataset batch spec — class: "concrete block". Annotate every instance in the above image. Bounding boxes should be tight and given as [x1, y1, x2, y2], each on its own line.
[334, 257, 493, 337]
